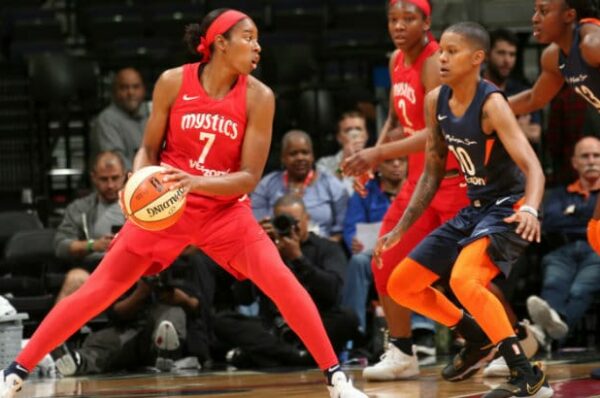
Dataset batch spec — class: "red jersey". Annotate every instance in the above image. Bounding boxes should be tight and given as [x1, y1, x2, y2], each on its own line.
[161, 62, 248, 206]
[391, 41, 460, 184]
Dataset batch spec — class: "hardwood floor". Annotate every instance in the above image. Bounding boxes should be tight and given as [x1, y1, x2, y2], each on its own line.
[17, 359, 600, 397]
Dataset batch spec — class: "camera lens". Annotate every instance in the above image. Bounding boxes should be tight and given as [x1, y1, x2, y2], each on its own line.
[272, 213, 297, 237]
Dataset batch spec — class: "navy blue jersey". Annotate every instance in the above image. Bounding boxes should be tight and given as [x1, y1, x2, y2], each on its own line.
[559, 21, 600, 112]
[436, 80, 525, 203]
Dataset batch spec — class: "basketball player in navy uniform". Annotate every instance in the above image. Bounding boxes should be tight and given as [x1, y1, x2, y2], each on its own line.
[375, 22, 553, 397]
[508, 2, 600, 379]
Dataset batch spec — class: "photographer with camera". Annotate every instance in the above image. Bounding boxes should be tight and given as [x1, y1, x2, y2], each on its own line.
[258, 195, 360, 353]
[51, 250, 208, 376]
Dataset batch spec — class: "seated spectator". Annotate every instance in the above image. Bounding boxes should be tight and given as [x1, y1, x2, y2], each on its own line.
[53, 151, 126, 303]
[526, 136, 600, 341]
[252, 130, 348, 241]
[341, 157, 406, 333]
[91, 67, 150, 171]
[340, 158, 436, 361]
[317, 111, 369, 194]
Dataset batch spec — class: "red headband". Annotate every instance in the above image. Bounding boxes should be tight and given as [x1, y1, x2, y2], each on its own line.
[196, 10, 249, 62]
[389, 0, 431, 17]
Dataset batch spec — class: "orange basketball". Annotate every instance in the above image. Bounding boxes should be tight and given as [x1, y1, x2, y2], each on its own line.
[122, 166, 187, 231]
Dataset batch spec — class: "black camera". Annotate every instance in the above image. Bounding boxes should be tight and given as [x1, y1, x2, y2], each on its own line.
[272, 213, 298, 238]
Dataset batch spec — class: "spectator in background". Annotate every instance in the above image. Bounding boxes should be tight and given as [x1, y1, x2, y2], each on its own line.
[340, 157, 436, 361]
[91, 67, 150, 171]
[53, 151, 125, 302]
[252, 130, 348, 241]
[482, 29, 542, 147]
[317, 111, 369, 194]
[341, 158, 406, 334]
[526, 136, 600, 341]
[259, 195, 359, 353]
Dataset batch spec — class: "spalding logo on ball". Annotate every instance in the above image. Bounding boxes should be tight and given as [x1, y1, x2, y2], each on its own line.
[122, 166, 187, 231]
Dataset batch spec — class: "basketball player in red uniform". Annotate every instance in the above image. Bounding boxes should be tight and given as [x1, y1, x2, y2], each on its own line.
[341, 0, 469, 381]
[0, 9, 367, 398]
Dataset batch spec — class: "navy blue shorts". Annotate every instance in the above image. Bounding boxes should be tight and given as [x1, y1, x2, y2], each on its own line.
[408, 194, 530, 278]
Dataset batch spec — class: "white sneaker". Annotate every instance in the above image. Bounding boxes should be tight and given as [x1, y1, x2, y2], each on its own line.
[528, 322, 551, 352]
[362, 343, 419, 381]
[527, 296, 568, 340]
[327, 371, 368, 398]
[153, 320, 180, 371]
[482, 356, 509, 377]
[154, 320, 180, 351]
[0, 370, 23, 398]
[0, 297, 16, 319]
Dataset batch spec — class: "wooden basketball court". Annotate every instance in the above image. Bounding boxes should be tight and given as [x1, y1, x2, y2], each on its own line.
[18, 357, 600, 397]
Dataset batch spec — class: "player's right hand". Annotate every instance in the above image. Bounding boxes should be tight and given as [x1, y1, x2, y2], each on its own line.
[504, 211, 540, 242]
[373, 227, 403, 269]
[341, 147, 380, 177]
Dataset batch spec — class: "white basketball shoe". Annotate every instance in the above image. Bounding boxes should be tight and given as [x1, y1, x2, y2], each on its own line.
[0, 370, 23, 398]
[362, 343, 419, 381]
[153, 320, 180, 371]
[527, 296, 568, 340]
[327, 371, 368, 398]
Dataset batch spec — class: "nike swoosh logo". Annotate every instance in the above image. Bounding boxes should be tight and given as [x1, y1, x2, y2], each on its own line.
[495, 196, 511, 205]
[437, 114, 448, 121]
[559, 64, 565, 69]
[15, 364, 28, 373]
[526, 374, 545, 394]
[183, 94, 200, 101]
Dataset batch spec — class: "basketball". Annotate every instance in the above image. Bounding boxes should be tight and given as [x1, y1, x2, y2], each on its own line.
[121, 166, 187, 231]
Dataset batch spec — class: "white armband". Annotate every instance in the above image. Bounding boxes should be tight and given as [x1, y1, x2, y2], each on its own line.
[518, 205, 538, 218]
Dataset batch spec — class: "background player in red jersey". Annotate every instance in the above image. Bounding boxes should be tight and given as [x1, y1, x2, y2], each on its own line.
[0, 9, 367, 398]
[342, 0, 469, 381]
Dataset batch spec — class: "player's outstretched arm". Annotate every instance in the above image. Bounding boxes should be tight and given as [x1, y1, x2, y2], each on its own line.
[373, 89, 446, 261]
[485, 93, 545, 242]
[508, 44, 564, 115]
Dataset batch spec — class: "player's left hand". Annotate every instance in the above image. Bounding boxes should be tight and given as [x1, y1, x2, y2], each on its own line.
[504, 211, 540, 242]
[373, 227, 403, 269]
[161, 167, 198, 194]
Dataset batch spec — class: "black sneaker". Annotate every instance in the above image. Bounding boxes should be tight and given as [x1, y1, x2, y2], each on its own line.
[482, 364, 553, 397]
[442, 340, 497, 382]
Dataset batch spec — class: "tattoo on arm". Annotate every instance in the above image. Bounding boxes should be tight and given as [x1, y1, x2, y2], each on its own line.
[396, 109, 447, 232]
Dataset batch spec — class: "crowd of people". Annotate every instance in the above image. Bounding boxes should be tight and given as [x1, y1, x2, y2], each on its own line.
[2, 0, 600, 397]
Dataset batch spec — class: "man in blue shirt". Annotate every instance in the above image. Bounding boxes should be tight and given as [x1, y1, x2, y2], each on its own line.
[527, 136, 600, 341]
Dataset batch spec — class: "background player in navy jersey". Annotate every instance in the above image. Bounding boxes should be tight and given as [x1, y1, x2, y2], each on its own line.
[507, 3, 600, 379]
[0, 9, 367, 398]
[375, 22, 553, 397]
